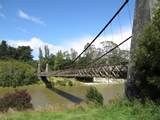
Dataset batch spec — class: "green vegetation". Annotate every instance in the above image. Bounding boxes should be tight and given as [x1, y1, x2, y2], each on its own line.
[134, 1, 160, 100]
[0, 99, 159, 120]
[0, 60, 38, 87]
[49, 77, 81, 86]
[38, 41, 129, 71]
[86, 87, 104, 105]
[0, 40, 38, 87]
[0, 40, 33, 62]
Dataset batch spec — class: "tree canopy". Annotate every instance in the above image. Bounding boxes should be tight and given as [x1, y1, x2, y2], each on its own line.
[39, 41, 129, 71]
[0, 40, 33, 62]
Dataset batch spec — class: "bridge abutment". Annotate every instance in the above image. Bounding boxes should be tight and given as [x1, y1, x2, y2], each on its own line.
[38, 63, 52, 88]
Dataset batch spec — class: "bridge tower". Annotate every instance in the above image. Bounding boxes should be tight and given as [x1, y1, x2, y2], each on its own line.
[126, 0, 158, 98]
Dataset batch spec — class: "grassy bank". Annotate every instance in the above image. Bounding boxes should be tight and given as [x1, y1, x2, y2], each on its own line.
[0, 99, 159, 120]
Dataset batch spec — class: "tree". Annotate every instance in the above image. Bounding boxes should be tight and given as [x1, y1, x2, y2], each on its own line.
[16, 46, 33, 61]
[99, 41, 121, 65]
[38, 47, 43, 61]
[0, 40, 8, 59]
[54, 50, 65, 69]
[0, 60, 38, 87]
[44, 45, 50, 61]
[0, 40, 33, 62]
[70, 48, 78, 60]
[48, 54, 56, 70]
[84, 43, 97, 60]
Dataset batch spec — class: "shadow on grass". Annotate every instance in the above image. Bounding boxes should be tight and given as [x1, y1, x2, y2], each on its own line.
[48, 87, 83, 104]
[40, 76, 83, 104]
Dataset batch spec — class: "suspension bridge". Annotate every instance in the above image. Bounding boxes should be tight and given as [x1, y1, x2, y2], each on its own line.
[38, 0, 133, 86]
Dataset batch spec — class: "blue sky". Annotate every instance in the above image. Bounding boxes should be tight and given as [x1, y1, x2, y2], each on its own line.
[0, 0, 135, 59]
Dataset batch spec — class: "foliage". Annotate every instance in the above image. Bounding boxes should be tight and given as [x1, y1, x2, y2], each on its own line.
[0, 90, 32, 112]
[0, 40, 33, 62]
[0, 99, 160, 120]
[0, 60, 38, 87]
[38, 47, 43, 62]
[49, 77, 78, 86]
[86, 87, 104, 105]
[38, 41, 129, 70]
[134, 2, 160, 100]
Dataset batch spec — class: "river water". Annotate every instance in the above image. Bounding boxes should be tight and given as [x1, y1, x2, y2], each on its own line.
[0, 84, 124, 109]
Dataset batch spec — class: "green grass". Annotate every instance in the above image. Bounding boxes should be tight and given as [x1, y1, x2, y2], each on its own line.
[0, 99, 160, 120]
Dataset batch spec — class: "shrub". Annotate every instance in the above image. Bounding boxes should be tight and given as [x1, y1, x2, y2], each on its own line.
[0, 60, 38, 87]
[49, 77, 75, 86]
[86, 87, 104, 105]
[0, 90, 32, 112]
[68, 80, 73, 86]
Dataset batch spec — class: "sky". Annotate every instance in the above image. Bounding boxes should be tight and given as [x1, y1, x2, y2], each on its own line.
[0, 0, 135, 59]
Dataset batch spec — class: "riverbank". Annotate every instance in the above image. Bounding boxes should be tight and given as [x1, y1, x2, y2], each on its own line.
[0, 99, 159, 120]
[0, 84, 124, 109]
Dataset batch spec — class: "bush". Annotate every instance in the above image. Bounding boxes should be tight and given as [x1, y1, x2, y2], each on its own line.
[86, 87, 104, 105]
[0, 90, 32, 112]
[68, 80, 73, 86]
[49, 77, 75, 86]
[0, 60, 38, 87]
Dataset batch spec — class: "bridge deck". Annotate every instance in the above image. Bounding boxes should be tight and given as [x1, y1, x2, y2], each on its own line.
[38, 65, 128, 79]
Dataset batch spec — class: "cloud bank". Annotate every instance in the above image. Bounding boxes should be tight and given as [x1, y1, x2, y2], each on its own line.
[7, 27, 132, 59]
[8, 37, 62, 59]
[63, 27, 132, 53]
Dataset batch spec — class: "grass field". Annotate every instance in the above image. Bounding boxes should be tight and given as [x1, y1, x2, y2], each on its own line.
[0, 99, 159, 120]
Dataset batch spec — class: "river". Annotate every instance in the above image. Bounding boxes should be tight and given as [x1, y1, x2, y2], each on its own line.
[0, 83, 124, 110]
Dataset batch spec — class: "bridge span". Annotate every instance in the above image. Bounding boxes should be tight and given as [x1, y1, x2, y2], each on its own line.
[38, 64, 128, 79]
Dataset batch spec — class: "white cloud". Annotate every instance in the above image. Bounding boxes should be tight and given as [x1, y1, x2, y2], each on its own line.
[7, 27, 132, 59]
[18, 10, 46, 26]
[0, 13, 6, 18]
[8, 37, 62, 59]
[63, 27, 132, 53]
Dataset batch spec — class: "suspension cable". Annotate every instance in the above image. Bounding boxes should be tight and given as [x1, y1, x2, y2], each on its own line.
[71, 0, 129, 63]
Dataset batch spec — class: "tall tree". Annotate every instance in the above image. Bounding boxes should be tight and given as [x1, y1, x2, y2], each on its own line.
[38, 47, 43, 61]
[70, 48, 78, 60]
[44, 45, 50, 61]
[54, 50, 64, 69]
[100, 41, 120, 65]
[0, 40, 8, 59]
